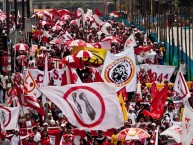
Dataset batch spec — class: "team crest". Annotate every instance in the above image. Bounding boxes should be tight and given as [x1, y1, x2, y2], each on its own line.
[104, 57, 135, 87]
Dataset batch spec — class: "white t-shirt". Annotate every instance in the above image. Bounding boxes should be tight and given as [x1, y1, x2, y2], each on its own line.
[0, 75, 7, 89]
[11, 135, 20, 145]
[127, 112, 137, 125]
[34, 132, 41, 144]
[29, 60, 36, 67]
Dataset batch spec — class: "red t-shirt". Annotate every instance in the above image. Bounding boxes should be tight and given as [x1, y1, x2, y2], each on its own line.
[37, 57, 45, 68]
[41, 137, 50, 145]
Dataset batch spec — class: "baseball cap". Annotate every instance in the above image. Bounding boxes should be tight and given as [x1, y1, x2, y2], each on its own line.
[151, 123, 156, 126]
[43, 122, 48, 126]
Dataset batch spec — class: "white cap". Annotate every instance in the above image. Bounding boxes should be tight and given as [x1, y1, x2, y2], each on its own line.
[43, 122, 48, 126]
[15, 128, 19, 132]
[47, 113, 52, 116]
[150, 139, 155, 143]
[61, 123, 66, 127]
[151, 123, 156, 126]
[50, 120, 56, 125]
[58, 113, 63, 118]
[129, 106, 134, 111]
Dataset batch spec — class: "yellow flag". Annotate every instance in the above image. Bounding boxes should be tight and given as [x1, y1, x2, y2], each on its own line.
[119, 92, 128, 121]
[71, 46, 107, 65]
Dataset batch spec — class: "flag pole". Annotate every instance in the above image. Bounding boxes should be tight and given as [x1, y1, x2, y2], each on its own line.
[180, 13, 183, 60]
[188, 16, 191, 81]
[176, 9, 180, 66]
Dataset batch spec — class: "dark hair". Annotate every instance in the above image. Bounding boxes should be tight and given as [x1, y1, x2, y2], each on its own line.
[79, 138, 87, 145]
[117, 141, 122, 145]
[41, 130, 48, 139]
[32, 127, 38, 132]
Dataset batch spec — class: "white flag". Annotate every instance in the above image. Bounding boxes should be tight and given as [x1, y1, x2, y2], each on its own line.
[160, 124, 182, 143]
[42, 55, 49, 87]
[0, 106, 20, 130]
[174, 70, 190, 102]
[101, 49, 137, 92]
[181, 106, 193, 145]
[136, 81, 142, 99]
[124, 34, 137, 49]
[39, 82, 124, 130]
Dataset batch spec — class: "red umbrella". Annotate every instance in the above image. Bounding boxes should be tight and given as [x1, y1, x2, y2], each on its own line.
[33, 30, 42, 36]
[60, 15, 71, 21]
[39, 21, 50, 26]
[58, 9, 71, 16]
[14, 43, 30, 51]
[74, 50, 94, 58]
[56, 20, 66, 26]
[70, 20, 78, 26]
[62, 55, 75, 64]
[36, 10, 51, 18]
[115, 128, 151, 141]
[52, 25, 62, 31]
[64, 39, 93, 48]
[101, 36, 121, 43]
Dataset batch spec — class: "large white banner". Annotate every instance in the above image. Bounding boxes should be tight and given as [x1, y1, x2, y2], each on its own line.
[136, 64, 176, 83]
[39, 82, 124, 130]
[0, 106, 20, 130]
[29, 69, 66, 86]
[181, 106, 193, 145]
[101, 49, 137, 92]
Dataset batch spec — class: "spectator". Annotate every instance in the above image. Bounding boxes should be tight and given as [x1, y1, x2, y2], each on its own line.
[0, 132, 11, 145]
[11, 128, 20, 145]
[40, 130, 52, 145]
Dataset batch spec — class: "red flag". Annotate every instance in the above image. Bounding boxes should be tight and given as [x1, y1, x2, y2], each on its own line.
[142, 85, 168, 119]
[117, 87, 128, 102]
[52, 8, 59, 18]
[151, 81, 158, 99]
[95, 9, 102, 17]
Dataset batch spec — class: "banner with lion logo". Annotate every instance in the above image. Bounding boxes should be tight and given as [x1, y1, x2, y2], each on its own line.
[101, 49, 137, 92]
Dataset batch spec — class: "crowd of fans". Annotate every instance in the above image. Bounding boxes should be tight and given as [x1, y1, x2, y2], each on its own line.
[0, 8, 193, 145]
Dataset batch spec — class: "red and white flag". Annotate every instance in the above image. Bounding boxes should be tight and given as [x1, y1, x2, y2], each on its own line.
[101, 48, 137, 92]
[0, 106, 20, 130]
[134, 46, 156, 63]
[95, 9, 102, 17]
[181, 105, 193, 145]
[174, 70, 190, 102]
[93, 14, 103, 27]
[124, 34, 137, 49]
[39, 82, 124, 130]
[42, 30, 51, 43]
[160, 124, 182, 143]
[110, 11, 121, 18]
[77, 8, 86, 27]
[90, 40, 111, 49]
[65, 65, 82, 84]
[23, 70, 46, 116]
